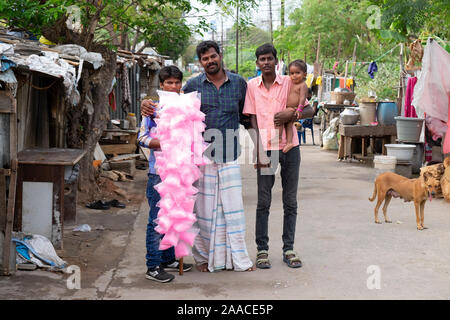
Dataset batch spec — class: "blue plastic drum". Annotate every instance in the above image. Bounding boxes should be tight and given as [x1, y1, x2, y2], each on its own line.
[377, 102, 398, 125]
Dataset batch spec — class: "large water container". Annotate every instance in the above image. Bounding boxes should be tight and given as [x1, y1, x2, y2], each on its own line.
[377, 102, 398, 125]
[395, 116, 424, 142]
[359, 102, 377, 125]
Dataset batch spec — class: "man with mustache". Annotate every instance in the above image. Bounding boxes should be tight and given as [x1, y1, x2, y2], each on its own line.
[141, 41, 254, 273]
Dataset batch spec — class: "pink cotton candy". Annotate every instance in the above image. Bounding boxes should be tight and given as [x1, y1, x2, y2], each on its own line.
[153, 90, 207, 258]
[179, 197, 196, 213]
[157, 197, 175, 211]
[159, 230, 179, 250]
[172, 220, 196, 233]
[178, 230, 198, 246]
[174, 241, 191, 258]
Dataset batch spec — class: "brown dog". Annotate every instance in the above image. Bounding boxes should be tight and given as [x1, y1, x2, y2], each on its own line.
[368, 171, 437, 230]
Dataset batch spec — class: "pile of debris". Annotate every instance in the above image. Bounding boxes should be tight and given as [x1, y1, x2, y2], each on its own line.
[93, 143, 148, 200]
[0, 32, 104, 105]
[420, 159, 450, 201]
[441, 158, 450, 201]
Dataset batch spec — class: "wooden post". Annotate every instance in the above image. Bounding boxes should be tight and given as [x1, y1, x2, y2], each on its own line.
[344, 61, 349, 86]
[337, 40, 342, 63]
[318, 64, 325, 102]
[314, 34, 321, 78]
[316, 34, 321, 63]
[398, 43, 405, 116]
[350, 42, 357, 90]
[235, 3, 239, 74]
[269, 0, 273, 44]
[2, 91, 17, 275]
[179, 257, 184, 275]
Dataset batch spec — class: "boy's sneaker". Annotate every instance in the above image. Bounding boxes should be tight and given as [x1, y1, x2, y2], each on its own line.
[161, 260, 193, 272]
[145, 267, 175, 283]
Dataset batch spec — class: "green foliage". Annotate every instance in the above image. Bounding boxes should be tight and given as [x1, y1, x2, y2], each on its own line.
[0, 0, 258, 60]
[0, 0, 66, 35]
[369, 0, 450, 40]
[181, 40, 200, 66]
[354, 62, 399, 101]
[274, 0, 385, 66]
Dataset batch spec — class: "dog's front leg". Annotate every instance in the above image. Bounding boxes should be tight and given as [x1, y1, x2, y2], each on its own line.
[414, 201, 424, 230]
[419, 201, 427, 229]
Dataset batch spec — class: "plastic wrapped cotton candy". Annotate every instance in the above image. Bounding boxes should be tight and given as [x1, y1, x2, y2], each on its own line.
[153, 90, 210, 258]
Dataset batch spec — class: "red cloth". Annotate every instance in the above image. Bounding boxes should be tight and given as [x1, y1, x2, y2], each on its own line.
[109, 90, 116, 111]
[443, 94, 450, 155]
[404, 77, 418, 118]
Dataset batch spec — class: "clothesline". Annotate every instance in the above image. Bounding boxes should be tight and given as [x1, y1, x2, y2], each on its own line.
[371, 43, 401, 62]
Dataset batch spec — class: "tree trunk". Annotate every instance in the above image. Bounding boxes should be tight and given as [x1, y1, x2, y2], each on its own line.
[42, 13, 117, 198]
[105, 18, 120, 46]
[65, 49, 116, 198]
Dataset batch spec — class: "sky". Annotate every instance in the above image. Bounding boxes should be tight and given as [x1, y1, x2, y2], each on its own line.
[186, 0, 303, 41]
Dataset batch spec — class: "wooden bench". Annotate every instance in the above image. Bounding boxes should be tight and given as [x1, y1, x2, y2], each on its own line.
[338, 124, 397, 160]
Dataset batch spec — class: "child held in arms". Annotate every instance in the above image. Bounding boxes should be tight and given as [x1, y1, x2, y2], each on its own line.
[281, 59, 309, 153]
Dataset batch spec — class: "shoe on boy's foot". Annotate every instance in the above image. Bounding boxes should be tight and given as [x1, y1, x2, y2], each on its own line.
[145, 267, 175, 283]
[161, 260, 193, 272]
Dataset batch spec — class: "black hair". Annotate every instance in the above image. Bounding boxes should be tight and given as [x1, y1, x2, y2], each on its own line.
[255, 43, 277, 60]
[158, 65, 183, 83]
[196, 40, 220, 59]
[288, 59, 307, 73]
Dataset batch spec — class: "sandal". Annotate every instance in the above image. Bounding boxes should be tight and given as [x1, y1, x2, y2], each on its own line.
[283, 250, 302, 268]
[256, 250, 271, 269]
[86, 200, 110, 210]
[107, 199, 126, 208]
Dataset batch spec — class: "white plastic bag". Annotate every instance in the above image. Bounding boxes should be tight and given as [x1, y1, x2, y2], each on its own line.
[73, 224, 91, 232]
[322, 117, 340, 150]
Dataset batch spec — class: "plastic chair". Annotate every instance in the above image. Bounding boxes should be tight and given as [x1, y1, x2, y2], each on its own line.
[297, 118, 315, 145]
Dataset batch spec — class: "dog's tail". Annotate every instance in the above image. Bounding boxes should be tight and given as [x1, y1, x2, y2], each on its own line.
[368, 183, 377, 202]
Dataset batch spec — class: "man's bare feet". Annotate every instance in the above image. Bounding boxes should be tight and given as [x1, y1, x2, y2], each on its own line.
[246, 265, 256, 272]
[283, 142, 295, 153]
[196, 263, 209, 272]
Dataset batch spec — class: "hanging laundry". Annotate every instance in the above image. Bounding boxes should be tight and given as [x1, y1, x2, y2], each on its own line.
[412, 38, 449, 123]
[315, 76, 322, 86]
[404, 76, 418, 118]
[306, 73, 314, 88]
[109, 90, 116, 111]
[367, 61, 378, 79]
[121, 63, 131, 114]
[333, 61, 339, 70]
[424, 143, 433, 162]
[445, 94, 450, 155]
[346, 78, 353, 88]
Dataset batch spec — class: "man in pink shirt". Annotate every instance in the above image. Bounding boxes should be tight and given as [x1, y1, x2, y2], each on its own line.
[243, 43, 310, 269]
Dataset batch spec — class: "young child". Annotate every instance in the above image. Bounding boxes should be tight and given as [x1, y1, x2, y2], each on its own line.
[282, 59, 309, 153]
[138, 65, 193, 283]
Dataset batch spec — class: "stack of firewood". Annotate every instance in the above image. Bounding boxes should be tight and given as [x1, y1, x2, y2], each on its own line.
[441, 158, 450, 202]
